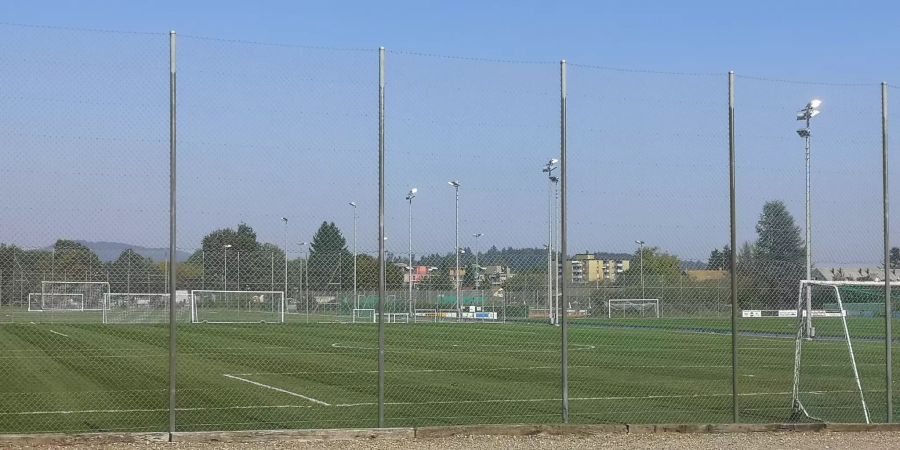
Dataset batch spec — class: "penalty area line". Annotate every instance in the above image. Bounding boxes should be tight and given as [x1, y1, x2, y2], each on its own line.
[48, 329, 69, 338]
[223, 374, 331, 406]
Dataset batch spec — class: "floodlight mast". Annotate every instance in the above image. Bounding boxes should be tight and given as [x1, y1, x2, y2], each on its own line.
[797, 99, 822, 339]
[473, 233, 484, 290]
[543, 159, 559, 325]
[406, 189, 417, 316]
[448, 180, 461, 320]
[281, 218, 288, 299]
[635, 240, 645, 299]
[349, 202, 358, 309]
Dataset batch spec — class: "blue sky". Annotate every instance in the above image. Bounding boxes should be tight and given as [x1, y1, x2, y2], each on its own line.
[1, 1, 898, 265]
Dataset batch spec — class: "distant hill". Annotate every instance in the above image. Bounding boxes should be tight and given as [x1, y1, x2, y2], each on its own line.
[47, 241, 191, 263]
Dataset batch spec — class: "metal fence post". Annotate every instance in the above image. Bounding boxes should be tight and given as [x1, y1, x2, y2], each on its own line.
[377, 46, 386, 428]
[882, 81, 892, 423]
[728, 71, 739, 423]
[559, 59, 569, 424]
[167, 30, 178, 441]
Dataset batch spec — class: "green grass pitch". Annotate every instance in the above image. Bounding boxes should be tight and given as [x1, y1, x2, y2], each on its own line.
[0, 311, 893, 433]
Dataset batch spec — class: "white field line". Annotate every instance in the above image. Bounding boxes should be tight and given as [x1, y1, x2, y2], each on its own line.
[5, 388, 879, 416]
[48, 329, 69, 337]
[0, 404, 313, 416]
[231, 361, 880, 377]
[222, 374, 330, 406]
[333, 389, 875, 408]
[330, 342, 596, 352]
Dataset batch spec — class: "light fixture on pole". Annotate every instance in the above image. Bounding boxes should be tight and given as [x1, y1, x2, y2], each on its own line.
[543, 159, 559, 325]
[797, 98, 822, 339]
[406, 188, 417, 316]
[635, 240, 645, 299]
[473, 233, 483, 291]
[448, 180, 461, 320]
[349, 202, 358, 309]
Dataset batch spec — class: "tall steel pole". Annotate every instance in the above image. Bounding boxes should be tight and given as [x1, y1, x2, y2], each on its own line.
[377, 46, 386, 428]
[548, 172, 554, 324]
[473, 233, 483, 291]
[350, 202, 358, 309]
[553, 177, 560, 325]
[636, 240, 645, 299]
[407, 189, 416, 316]
[559, 59, 569, 424]
[167, 30, 178, 441]
[456, 185, 460, 320]
[282, 218, 288, 296]
[804, 114, 813, 339]
[728, 71, 739, 423]
[882, 82, 892, 423]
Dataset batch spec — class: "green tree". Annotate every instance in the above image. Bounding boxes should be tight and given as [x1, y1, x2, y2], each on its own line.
[754, 200, 804, 264]
[308, 222, 353, 291]
[891, 247, 900, 269]
[617, 246, 682, 287]
[706, 245, 732, 271]
[743, 200, 805, 309]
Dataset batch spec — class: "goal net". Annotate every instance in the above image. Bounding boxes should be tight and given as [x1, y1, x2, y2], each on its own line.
[41, 281, 110, 311]
[608, 299, 660, 318]
[102, 293, 171, 324]
[353, 308, 375, 323]
[28, 292, 84, 311]
[191, 290, 285, 324]
[791, 280, 896, 424]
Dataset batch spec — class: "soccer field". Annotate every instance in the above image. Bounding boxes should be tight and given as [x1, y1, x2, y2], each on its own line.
[0, 312, 890, 434]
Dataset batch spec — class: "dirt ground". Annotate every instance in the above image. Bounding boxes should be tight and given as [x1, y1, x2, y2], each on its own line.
[6, 432, 900, 450]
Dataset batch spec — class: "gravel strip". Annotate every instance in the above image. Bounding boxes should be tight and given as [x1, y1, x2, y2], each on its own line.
[7, 432, 900, 450]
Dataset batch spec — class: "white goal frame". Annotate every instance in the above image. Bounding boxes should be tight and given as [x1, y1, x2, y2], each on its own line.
[102, 293, 171, 324]
[791, 280, 898, 424]
[28, 292, 85, 311]
[190, 290, 285, 324]
[607, 299, 660, 318]
[353, 308, 375, 323]
[41, 281, 110, 311]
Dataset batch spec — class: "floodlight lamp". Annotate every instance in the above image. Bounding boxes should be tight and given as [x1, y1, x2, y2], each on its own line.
[809, 99, 822, 109]
[448, 180, 460, 188]
[550, 176, 559, 183]
[797, 128, 811, 138]
[549, 158, 559, 165]
[635, 240, 644, 245]
[281, 217, 288, 222]
[809, 109, 821, 118]
[474, 233, 483, 238]
[349, 201, 357, 207]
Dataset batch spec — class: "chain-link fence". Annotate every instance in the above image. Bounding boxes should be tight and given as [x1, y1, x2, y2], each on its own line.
[0, 23, 896, 435]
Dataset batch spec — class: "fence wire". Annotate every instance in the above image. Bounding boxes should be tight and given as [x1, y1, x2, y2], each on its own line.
[0, 23, 896, 434]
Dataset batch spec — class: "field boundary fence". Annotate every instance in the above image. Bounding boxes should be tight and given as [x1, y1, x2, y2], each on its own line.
[0, 22, 896, 437]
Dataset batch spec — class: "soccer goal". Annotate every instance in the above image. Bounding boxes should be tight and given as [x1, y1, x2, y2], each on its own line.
[102, 293, 171, 324]
[28, 292, 84, 311]
[352, 308, 375, 323]
[190, 290, 285, 324]
[608, 299, 660, 318]
[790, 280, 895, 424]
[41, 281, 110, 311]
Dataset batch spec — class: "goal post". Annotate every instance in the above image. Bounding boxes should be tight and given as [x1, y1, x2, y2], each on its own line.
[41, 281, 110, 311]
[607, 299, 660, 318]
[28, 292, 84, 311]
[190, 290, 285, 324]
[352, 308, 375, 323]
[102, 293, 171, 324]
[790, 280, 898, 424]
